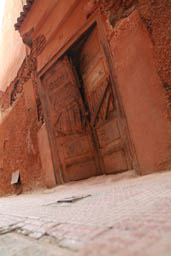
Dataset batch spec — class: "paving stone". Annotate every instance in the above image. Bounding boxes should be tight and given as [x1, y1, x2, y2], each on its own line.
[29, 232, 45, 239]
[47, 223, 107, 242]
[19, 229, 31, 236]
[0, 171, 170, 255]
[59, 239, 83, 251]
[0, 233, 70, 256]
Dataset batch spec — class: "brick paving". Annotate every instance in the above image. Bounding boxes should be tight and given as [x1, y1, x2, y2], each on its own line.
[0, 170, 171, 255]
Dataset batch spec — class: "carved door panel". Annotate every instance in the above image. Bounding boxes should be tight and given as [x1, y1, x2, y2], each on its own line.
[41, 56, 100, 182]
[79, 28, 129, 174]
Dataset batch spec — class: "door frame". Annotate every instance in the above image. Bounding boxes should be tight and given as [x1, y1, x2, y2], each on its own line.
[37, 8, 138, 185]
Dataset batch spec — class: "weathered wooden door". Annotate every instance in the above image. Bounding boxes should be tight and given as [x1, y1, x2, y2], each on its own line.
[41, 26, 131, 182]
[79, 27, 130, 174]
[41, 56, 101, 182]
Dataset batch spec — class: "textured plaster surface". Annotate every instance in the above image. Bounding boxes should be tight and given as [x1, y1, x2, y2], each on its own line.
[0, 0, 25, 92]
[138, 0, 171, 88]
[0, 93, 44, 196]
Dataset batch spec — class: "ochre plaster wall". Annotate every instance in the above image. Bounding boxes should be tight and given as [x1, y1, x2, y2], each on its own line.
[0, 85, 44, 196]
[110, 10, 171, 174]
[138, 0, 171, 88]
[0, 0, 25, 92]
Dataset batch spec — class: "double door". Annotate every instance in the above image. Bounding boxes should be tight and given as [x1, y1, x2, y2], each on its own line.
[41, 27, 131, 182]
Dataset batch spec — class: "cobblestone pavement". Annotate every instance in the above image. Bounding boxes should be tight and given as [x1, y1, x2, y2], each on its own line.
[0, 170, 171, 255]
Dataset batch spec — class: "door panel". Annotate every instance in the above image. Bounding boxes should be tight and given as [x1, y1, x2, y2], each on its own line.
[79, 27, 129, 174]
[96, 120, 120, 147]
[41, 25, 131, 182]
[103, 150, 128, 174]
[41, 56, 99, 181]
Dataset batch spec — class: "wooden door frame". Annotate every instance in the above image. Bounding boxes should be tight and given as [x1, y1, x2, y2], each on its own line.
[34, 72, 64, 185]
[37, 9, 139, 185]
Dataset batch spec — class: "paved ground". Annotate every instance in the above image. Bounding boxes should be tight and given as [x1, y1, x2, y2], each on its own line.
[0, 170, 171, 255]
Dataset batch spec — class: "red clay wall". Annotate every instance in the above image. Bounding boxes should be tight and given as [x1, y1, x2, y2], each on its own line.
[109, 6, 171, 174]
[138, 0, 171, 88]
[0, 92, 44, 196]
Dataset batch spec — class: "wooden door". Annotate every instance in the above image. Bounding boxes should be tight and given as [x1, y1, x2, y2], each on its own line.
[79, 27, 130, 174]
[41, 56, 100, 182]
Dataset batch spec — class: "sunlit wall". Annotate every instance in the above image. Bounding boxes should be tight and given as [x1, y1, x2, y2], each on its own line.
[0, 0, 26, 91]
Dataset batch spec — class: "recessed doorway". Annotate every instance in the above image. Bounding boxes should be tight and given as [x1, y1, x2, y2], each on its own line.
[41, 23, 132, 182]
